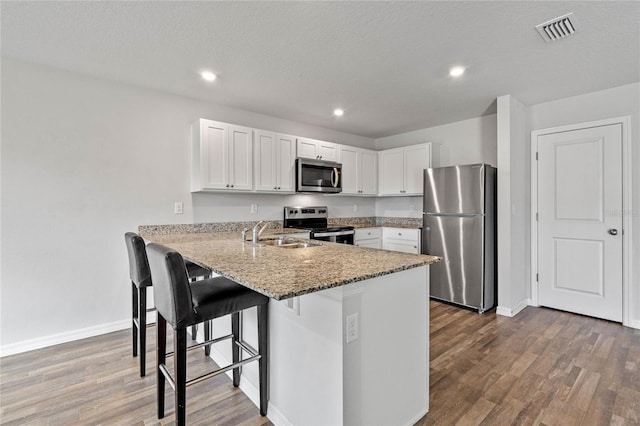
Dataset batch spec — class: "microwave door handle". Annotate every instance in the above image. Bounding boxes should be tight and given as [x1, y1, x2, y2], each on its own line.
[331, 168, 338, 188]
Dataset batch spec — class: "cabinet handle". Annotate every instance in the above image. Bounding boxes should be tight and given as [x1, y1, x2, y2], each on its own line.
[231, 184, 234, 188]
[398, 233, 402, 236]
[226, 184, 230, 188]
[413, 245, 417, 249]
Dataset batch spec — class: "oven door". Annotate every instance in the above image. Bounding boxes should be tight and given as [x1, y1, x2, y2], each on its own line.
[297, 158, 342, 193]
[311, 230, 354, 245]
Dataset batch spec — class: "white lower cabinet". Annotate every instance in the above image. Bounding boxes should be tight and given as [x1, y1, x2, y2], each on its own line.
[382, 227, 421, 254]
[354, 228, 382, 249]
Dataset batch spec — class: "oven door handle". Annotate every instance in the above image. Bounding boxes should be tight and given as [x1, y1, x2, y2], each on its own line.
[331, 168, 339, 188]
[313, 230, 354, 237]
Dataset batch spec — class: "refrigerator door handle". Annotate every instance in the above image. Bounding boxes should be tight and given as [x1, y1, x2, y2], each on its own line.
[424, 212, 483, 218]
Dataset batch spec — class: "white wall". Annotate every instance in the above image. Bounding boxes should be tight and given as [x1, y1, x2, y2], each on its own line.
[0, 58, 376, 353]
[528, 82, 640, 327]
[373, 114, 498, 217]
[375, 114, 497, 167]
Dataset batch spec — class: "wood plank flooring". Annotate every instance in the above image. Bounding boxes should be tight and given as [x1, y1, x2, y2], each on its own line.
[418, 302, 640, 426]
[1, 301, 639, 425]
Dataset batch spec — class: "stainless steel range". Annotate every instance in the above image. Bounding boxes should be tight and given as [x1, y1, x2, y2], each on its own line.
[283, 206, 355, 245]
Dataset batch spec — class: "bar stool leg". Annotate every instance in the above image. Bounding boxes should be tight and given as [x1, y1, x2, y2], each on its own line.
[258, 304, 269, 416]
[204, 320, 211, 357]
[231, 312, 241, 387]
[190, 324, 198, 341]
[156, 313, 167, 419]
[131, 282, 138, 357]
[139, 287, 147, 377]
[175, 328, 188, 426]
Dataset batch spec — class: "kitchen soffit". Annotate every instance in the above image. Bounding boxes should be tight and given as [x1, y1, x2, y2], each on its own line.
[1, 1, 638, 138]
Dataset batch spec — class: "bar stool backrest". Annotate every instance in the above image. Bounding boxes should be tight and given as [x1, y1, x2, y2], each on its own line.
[124, 232, 151, 287]
[146, 243, 195, 329]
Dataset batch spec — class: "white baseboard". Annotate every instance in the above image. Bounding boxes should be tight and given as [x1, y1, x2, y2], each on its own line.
[0, 319, 131, 358]
[627, 319, 640, 330]
[496, 299, 530, 318]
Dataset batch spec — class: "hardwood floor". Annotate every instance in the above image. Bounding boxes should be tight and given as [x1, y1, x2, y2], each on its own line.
[419, 302, 640, 426]
[1, 301, 639, 425]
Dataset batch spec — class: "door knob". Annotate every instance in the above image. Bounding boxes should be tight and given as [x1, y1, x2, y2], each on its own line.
[608, 229, 618, 236]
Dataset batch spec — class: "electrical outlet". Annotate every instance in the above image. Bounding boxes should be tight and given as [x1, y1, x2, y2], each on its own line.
[251, 204, 258, 214]
[346, 313, 359, 343]
[283, 297, 300, 315]
[174, 202, 183, 214]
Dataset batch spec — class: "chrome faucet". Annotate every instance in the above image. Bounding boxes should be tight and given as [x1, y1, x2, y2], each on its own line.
[252, 220, 268, 243]
[241, 227, 250, 242]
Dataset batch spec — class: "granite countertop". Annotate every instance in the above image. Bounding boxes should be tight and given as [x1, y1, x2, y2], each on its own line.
[140, 230, 440, 300]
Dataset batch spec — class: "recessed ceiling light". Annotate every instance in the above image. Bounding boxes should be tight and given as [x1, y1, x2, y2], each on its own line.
[200, 71, 217, 82]
[333, 108, 344, 117]
[449, 66, 465, 77]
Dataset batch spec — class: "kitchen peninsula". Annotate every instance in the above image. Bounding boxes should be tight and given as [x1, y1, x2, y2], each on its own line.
[140, 226, 440, 426]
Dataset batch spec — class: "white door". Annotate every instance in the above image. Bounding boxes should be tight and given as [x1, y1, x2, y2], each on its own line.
[228, 125, 253, 190]
[202, 120, 228, 190]
[276, 134, 296, 192]
[254, 130, 277, 191]
[360, 150, 378, 195]
[379, 149, 404, 195]
[404, 144, 430, 195]
[340, 146, 359, 194]
[536, 123, 623, 322]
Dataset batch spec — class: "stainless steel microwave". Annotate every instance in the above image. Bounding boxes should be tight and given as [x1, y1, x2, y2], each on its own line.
[296, 158, 342, 193]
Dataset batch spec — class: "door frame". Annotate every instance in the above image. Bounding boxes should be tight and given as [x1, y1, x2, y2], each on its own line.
[530, 116, 634, 327]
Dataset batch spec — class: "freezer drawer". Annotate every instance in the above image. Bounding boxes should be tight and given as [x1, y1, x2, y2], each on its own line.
[423, 214, 492, 311]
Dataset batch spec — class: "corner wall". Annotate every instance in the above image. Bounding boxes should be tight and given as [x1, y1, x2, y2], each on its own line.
[496, 95, 530, 316]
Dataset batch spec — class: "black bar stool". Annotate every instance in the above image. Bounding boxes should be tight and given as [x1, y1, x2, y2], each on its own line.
[146, 242, 269, 425]
[125, 232, 212, 377]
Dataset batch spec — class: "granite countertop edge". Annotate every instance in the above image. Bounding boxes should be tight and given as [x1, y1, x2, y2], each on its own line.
[140, 229, 440, 300]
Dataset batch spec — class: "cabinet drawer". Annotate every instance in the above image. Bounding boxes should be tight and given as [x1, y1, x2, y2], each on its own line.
[355, 228, 382, 240]
[382, 227, 419, 242]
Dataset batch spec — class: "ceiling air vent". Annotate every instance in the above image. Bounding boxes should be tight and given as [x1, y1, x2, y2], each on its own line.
[535, 12, 577, 42]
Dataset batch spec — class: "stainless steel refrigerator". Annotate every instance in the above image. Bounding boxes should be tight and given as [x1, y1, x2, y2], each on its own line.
[422, 164, 497, 313]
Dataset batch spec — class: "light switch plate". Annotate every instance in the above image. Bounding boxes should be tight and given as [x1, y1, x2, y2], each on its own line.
[174, 202, 183, 214]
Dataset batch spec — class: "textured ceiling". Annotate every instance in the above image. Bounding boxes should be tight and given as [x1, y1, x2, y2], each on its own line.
[2, 1, 639, 138]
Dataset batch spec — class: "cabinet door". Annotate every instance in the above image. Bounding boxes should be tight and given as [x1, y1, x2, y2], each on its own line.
[297, 137, 318, 159]
[228, 125, 253, 190]
[277, 134, 296, 192]
[360, 150, 378, 195]
[383, 240, 419, 254]
[340, 146, 359, 194]
[201, 120, 228, 190]
[318, 141, 339, 162]
[379, 148, 404, 195]
[404, 144, 430, 195]
[254, 130, 278, 191]
[356, 239, 382, 249]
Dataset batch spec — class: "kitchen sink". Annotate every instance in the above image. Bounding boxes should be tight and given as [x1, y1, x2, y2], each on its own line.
[260, 237, 321, 249]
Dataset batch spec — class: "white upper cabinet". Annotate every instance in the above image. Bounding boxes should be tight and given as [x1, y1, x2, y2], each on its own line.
[191, 119, 253, 192]
[297, 137, 340, 162]
[254, 130, 296, 193]
[378, 143, 432, 196]
[340, 146, 378, 195]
